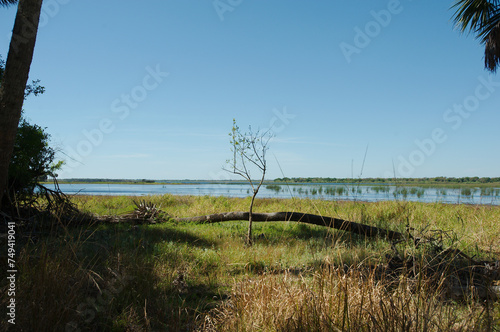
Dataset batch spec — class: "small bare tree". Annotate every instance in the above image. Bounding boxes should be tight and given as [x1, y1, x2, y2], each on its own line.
[224, 119, 273, 245]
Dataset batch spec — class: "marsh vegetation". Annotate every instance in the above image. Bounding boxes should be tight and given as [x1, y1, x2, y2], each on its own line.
[1, 195, 499, 330]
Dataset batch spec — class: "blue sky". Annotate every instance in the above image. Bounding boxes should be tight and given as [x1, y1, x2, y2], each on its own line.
[1, 0, 499, 180]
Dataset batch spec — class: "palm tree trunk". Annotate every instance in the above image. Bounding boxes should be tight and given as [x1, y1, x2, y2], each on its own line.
[0, 0, 43, 209]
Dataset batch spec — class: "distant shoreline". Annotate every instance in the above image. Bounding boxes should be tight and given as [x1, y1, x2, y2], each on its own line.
[45, 177, 500, 188]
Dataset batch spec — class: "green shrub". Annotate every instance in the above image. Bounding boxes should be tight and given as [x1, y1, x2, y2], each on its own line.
[7, 118, 61, 201]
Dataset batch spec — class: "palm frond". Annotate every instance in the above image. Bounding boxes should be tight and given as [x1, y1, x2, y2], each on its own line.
[133, 199, 162, 220]
[452, 0, 500, 71]
[452, 0, 496, 32]
[485, 21, 500, 70]
[0, 0, 17, 7]
[478, 10, 500, 41]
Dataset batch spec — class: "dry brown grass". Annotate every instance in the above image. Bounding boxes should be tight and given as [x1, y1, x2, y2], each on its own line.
[200, 266, 494, 331]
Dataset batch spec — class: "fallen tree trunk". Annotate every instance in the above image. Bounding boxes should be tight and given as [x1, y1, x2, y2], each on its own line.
[176, 211, 407, 241]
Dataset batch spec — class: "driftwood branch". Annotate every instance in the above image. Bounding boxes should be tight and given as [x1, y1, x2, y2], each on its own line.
[176, 211, 407, 241]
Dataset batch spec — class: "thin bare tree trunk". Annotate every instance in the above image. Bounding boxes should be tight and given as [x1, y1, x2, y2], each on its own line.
[176, 211, 407, 241]
[247, 193, 256, 245]
[0, 0, 43, 209]
[247, 171, 266, 246]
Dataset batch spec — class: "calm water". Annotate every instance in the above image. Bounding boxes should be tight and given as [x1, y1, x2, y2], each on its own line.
[54, 183, 500, 205]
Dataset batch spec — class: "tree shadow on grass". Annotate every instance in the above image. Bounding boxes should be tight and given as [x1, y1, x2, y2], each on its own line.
[87, 222, 216, 249]
[252, 221, 373, 248]
[7, 221, 224, 331]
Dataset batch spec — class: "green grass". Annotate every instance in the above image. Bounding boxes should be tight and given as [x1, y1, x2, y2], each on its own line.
[1, 195, 499, 331]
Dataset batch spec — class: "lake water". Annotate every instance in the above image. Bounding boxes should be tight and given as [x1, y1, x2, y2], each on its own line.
[53, 182, 500, 205]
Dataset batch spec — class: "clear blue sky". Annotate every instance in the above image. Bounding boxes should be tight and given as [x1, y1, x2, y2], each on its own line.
[1, 0, 499, 180]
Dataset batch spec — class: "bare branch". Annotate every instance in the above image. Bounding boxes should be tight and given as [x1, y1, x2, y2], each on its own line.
[223, 119, 273, 245]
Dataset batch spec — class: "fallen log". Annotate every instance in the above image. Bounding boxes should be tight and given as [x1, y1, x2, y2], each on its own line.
[176, 211, 408, 241]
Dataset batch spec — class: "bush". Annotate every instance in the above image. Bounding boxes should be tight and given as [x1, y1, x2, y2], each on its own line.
[7, 118, 59, 200]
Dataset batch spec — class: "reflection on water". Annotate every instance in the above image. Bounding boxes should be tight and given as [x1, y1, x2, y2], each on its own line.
[54, 183, 500, 205]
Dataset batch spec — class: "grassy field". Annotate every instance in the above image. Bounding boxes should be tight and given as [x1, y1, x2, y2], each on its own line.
[1, 195, 499, 331]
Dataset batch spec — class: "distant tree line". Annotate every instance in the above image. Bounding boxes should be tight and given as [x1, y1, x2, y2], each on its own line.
[273, 177, 500, 184]
[59, 178, 157, 184]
